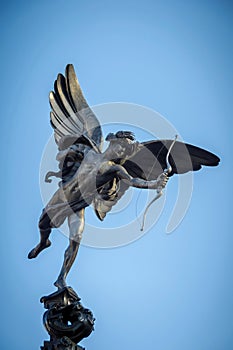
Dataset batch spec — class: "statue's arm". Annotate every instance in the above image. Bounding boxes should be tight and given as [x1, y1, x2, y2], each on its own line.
[45, 170, 62, 183]
[112, 164, 168, 189]
[44, 149, 72, 183]
[45, 146, 83, 183]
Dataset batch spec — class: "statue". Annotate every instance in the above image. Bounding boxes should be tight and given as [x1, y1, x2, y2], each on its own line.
[28, 64, 220, 348]
[28, 64, 220, 288]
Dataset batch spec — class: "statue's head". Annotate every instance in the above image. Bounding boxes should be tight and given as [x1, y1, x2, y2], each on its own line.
[105, 131, 136, 159]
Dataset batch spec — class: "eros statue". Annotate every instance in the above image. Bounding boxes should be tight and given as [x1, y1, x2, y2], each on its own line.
[28, 64, 220, 290]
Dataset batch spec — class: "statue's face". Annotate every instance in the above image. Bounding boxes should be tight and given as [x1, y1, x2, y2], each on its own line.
[105, 131, 135, 159]
[108, 139, 134, 159]
[110, 142, 126, 158]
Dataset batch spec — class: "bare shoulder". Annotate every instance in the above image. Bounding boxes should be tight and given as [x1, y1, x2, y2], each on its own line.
[98, 160, 115, 174]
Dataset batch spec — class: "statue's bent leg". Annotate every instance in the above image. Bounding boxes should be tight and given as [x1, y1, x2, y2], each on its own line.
[28, 188, 67, 259]
[28, 211, 52, 259]
[54, 209, 85, 289]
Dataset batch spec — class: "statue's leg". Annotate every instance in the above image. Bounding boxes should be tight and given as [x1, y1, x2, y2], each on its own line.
[54, 209, 85, 289]
[28, 211, 52, 259]
[28, 188, 66, 259]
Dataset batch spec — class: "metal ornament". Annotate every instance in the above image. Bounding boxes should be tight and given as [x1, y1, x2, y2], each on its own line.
[40, 287, 94, 349]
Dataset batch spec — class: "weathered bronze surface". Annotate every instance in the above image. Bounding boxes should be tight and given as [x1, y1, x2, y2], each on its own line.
[28, 64, 220, 348]
[40, 287, 94, 349]
[28, 64, 220, 290]
[41, 336, 84, 350]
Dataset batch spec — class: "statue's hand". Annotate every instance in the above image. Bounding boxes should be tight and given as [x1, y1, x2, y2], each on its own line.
[45, 171, 62, 183]
[45, 172, 53, 183]
[157, 172, 169, 189]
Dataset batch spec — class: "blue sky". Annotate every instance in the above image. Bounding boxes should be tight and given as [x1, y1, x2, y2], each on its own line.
[1, 1, 232, 349]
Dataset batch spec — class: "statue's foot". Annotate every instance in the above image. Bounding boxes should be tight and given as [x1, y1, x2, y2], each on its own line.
[54, 277, 67, 290]
[28, 239, 51, 259]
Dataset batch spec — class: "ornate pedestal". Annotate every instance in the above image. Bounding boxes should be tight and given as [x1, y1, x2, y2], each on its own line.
[41, 337, 84, 350]
[40, 287, 95, 350]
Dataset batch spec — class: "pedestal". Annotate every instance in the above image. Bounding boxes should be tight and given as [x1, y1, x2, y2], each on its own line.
[41, 337, 84, 350]
[40, 287, 95, 350]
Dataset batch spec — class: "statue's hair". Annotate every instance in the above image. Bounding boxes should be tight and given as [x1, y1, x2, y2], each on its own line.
[115, 131, 135, 141]
[106, 131, 135, 142]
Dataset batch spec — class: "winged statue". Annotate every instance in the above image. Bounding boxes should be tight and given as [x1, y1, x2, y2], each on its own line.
[28, 64, 220, 289]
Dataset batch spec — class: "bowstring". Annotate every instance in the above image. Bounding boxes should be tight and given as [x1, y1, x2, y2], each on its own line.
[135, 137, 166, 229]
[139, 135, 178, 231]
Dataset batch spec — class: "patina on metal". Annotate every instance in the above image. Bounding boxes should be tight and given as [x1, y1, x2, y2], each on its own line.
[40, 287, 94, 350]
[28, 64, 220, 348]
[28, 64, 220, 290]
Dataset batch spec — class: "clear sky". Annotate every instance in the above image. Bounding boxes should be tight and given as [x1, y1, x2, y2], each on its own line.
[1, 1, 232, 349]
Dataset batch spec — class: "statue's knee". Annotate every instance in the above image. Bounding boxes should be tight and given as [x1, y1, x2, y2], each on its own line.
[39, 211, 51, 231]
[69, 222, 84, 240]
[39, 221, 51, 233]
[74, 232, 83, 243]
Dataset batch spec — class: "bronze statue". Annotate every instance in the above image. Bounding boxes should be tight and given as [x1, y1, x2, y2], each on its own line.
[28, 64, 220, 290]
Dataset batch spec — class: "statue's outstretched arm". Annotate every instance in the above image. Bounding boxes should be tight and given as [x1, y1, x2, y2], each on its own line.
[113, 164, 168, 190]
[130, 173, 168, 189]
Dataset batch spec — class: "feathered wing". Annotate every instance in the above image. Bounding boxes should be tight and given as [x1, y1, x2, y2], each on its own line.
[93, 140, 220, 220]
[123, 140, 220, 180]
[49, 64, 103, 151]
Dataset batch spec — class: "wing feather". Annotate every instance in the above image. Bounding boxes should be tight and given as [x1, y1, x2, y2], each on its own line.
[65, 65, 103, 147]
[123, 140, 220, 180]
[65, 64, 88, 112]
[55, 74, 84, 130]
[50, 112, 65, 137]
[49, 92, 77, 133]
[50, 111, 74, 137]
[49, 64, 103, 150]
